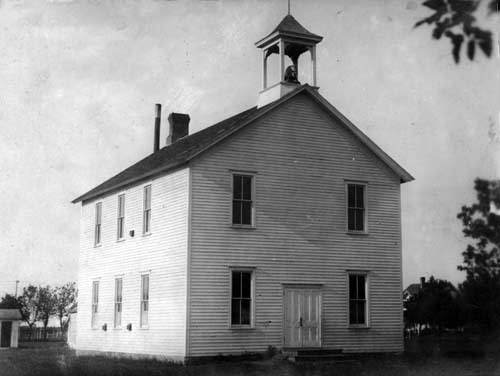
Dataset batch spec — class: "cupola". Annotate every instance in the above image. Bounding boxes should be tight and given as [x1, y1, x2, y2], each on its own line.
[255, 14, 323, 107]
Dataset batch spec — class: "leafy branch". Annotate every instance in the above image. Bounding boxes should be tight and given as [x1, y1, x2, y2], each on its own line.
[415, 0, 498, 63]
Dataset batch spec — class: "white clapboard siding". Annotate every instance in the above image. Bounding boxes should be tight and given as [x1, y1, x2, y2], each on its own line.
[76, 167, 189, 360]
[187, 93, 404, 356]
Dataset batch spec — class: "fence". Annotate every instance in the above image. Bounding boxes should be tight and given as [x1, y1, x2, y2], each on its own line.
[19, 326, 65, 342]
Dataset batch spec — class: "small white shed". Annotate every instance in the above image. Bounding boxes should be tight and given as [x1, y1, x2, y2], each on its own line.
[0, 309, 22, 348]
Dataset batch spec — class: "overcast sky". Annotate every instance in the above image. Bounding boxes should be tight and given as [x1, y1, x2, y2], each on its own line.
[0, 0, 498, 297]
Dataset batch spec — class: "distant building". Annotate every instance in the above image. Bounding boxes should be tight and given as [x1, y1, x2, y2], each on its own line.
[0, 309, 22, 348]
[403, 277, 425, 303]
[72, 13, 413, 361]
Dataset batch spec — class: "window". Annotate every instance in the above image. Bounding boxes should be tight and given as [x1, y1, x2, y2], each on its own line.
[117, 194, 125, 240]
[143, 185, 151, 234]
[347, 184, 366, 232]
[232, 174, 254, 226]
[114, 278, 122, 328]
[94, 202, 102, 246]
[140, 274, 149, 327]
[349, 274, 368, 326]
[231, 270, 253, 326]
[91, 281, 99, 328]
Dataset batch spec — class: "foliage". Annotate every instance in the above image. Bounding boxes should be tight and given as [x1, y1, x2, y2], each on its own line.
[53, 282, 77, 333]
[457, 178, 500, 330]
[415, 0, 498, 63]
[17, 285, 42, 330]
[0, 294, 21, 309]
[15, 283, 77, 339]
[405, 276, 466, 332]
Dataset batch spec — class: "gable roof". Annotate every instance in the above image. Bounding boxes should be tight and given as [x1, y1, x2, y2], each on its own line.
[73, 85, 414, 204]
[0, 309, 22, 320]
[403, 283, 421, 297]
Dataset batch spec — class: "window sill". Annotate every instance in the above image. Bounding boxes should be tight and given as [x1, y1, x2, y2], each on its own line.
[142, 232, 152, 237]
[116, 238, 125, 243]
[94, 244, 102, 248]
[231, 225, 256, 230]
[113, 327, 122, 330]
[348, 324, 370, 329]
[139, 326, 149, 330]
[346, 231, 369, 236]
[229, 325, 255, 330]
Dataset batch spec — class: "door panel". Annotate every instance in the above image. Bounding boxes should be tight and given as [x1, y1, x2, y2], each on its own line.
[1, 321, 12, 347]
[284, 288, 321, 348]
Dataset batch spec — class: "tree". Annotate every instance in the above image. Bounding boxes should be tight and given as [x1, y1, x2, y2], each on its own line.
[404, 276, 466, 333]
[54, 282, 77, 334]
[17, 285, 57, 340]
[37, 286, 56, 340]
[457, 178, 500, 330]
[415, 0, 498, 63]
[18, 285, 41, 340]
[0, 294, 21, 309]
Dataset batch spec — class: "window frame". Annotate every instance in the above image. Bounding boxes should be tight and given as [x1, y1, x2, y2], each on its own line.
[117, 194, 125, 241]
[114, 277, 123, 329]
[229, 267, 255, 329]
[345, 182, 368, 234]
[347, 272, 370, 328]
[140, 274, 149, 328]
[91, 280, 99, 329]
[143, 185, 152, 235]
[230, 172, 256, 229]
[94, 202, 102, 247]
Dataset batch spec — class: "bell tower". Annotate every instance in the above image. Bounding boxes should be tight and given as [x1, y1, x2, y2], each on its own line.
[255, 14, 323, 107]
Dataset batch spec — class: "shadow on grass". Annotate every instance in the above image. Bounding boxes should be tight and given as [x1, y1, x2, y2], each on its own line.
[3, 335, 500, 376]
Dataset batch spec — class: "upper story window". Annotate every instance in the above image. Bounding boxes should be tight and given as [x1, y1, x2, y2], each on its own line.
[347, 183, 366, 232]
[232, 174, 254, 227]
[91, 280, 99, 328]
[94, 202, 102, 246]
[114, 278, 123, 328]
[231, 270, 253, 326]
[349, 273, 368, 326]
[143, 185, 152, 234]
[117, 194, 125, 240]
[140, 274, 149, 328]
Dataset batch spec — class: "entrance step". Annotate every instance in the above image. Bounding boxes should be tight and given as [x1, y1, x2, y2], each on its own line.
[291, 348, 350, 362]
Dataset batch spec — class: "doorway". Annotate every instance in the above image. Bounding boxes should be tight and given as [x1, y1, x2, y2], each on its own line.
[283, 286, 322, 348]
[1, 321, 12, 348]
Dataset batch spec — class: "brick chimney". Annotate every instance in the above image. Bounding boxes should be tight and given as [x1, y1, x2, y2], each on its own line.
[420, 277, 425, 288]
[153, 104, 161, 153]
[167, 113, 190, 145]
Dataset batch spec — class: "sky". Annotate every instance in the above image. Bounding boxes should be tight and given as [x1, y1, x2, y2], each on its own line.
[0, 0, 498, 297]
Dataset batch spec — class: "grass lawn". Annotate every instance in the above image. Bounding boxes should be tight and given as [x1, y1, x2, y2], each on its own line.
[1, 335, 499, 376]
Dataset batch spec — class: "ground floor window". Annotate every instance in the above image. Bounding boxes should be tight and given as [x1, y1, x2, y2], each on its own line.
[231, 270, 253, 326]
[349, 273, 368, 326]
[140, 274, 149, 327]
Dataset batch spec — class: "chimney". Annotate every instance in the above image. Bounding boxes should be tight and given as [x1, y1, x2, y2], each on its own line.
[420, 277, 425, 288]
[167, 113, 190, 145]
[153, 104, 161, 153]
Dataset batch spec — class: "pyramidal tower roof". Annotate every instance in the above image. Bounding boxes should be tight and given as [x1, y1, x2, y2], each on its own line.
[256, 14, 323, 47]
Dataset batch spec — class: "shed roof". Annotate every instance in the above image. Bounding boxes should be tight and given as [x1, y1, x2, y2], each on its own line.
[73, 85, 413, 204]
[0, 309, 22, 320]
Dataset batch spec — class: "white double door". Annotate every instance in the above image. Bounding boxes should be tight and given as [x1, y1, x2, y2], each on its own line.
[284, 287, 322, 348]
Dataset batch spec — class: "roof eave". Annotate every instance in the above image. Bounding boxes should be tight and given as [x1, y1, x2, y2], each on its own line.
[72, 161, 189, 204]
[255, 31, 323, 48]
